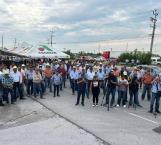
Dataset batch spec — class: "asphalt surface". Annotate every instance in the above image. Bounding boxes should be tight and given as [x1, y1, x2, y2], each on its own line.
[0, 83, 161, 145]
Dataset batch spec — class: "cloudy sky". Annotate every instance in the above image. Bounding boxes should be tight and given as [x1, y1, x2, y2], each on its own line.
[0, 0, 161, 53]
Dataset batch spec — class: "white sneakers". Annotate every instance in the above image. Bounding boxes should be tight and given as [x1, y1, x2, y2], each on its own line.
[116, 104, 126, 108]
[92, 104, 99, 107]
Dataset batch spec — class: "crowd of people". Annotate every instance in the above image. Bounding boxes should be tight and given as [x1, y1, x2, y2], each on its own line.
[0, 59, 160, 114]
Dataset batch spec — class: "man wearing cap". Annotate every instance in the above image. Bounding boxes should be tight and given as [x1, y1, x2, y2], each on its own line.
[44, 64, 53, 92]
[51, 71, 62, 97]
[86, 67, 95, 98]
[104, 70, 118, 107]
[141, 69, 153, 101]
[97, 67, 105, 95]
[0, 68, 4, 106]
[26, 66, 33, 96]
[33, 68, 43, 98]
[10, 66, 25, 100]
[149, 76, 161, 113]
[59, 64, 67, 90]
[2, 71, 14, 104]
[70, 66, 79, 95]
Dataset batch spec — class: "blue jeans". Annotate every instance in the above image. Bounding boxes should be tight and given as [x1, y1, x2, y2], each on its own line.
[150, 92, 160, 112]
[106, 87, 116, 106]
[76, 89, 85, 104]
[0, 89, 3, 101]
[33, 83, 43, 98]
[3, 88, 14, 103]
[100, 80, 106, 95]
[45, 77, 52, 92]
[117, 90, 126, 106]
[142, 84, 151, 100]
[27, 79, 33, 95]
[71, 79, 77, 94]
[129, 90, 139, 105]
[60, 76, 66, 90]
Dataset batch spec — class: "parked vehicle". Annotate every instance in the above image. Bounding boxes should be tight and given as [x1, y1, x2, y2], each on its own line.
[151, 57, 161, 65]
[137, 65, 161, 76]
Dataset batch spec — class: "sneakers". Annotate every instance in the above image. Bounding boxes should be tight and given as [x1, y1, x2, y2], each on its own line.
[0, 102, 4, 106]
[137, 104, 143, 108]
[148, 110, 153, 113]
[92, 104, 95, 107]
[156, 110, 161, 114]
[123, 105, 126, 108]
[116, 104, 120, 107]
[96, 104, 99, 107]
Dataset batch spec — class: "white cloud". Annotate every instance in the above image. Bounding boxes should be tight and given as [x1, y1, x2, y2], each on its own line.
[111, 10, 130, 21]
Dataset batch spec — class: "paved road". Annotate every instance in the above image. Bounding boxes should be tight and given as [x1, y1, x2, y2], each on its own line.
[0, 99, 105, 145]
[0, 84, 161, 145]
[36, 86, 161, 145]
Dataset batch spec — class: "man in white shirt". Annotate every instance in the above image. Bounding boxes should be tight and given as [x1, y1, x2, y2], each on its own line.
[70, 66, 79, 95]
[10, 66, 25, 101]
[86, 67, 95, 98]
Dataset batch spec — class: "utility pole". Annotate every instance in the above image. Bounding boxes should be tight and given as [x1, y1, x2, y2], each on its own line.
[98, 42, 101, 53]
[50, 28, 56, 48]
[150, 9, 158, 54]
[14, 38, 17, 48]
[1, 35, 3, 50]
[126, 42, 128, 52]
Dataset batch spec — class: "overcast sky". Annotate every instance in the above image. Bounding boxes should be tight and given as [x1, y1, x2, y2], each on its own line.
[0, 0, 161, 52]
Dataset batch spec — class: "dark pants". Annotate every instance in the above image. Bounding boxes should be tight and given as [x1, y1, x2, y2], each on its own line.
[92, 90, 100, 105]
[71, 80, 77, 94]
[3, 88, 15, 103]
[27, 80, 33, 95]
[41, 81, 45, 94]
[76, 90, 85, 105]
[106, 87, 116, 106]
[60, 76, 66, 90]
[45, 77, 52, 92]
[0, 89, 3, 102]
[87, 80, 92, 98]
[13, 82, 23, 99]
[142, 84, 151, 101]
[53, 85, 60, 96]
[150, 92, 160, 112]
[33, 83, 43, 98]
[129, 89, 139, 105]
[117, 90, 126, 106]
[99, 80, 106, 95]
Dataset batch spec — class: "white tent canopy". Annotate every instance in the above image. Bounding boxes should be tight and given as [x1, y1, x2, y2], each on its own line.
[27, 45, 70, 59]
[13, 44, 70, 59]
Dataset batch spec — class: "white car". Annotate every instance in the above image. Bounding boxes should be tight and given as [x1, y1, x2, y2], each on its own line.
[151, 57, 161, 65]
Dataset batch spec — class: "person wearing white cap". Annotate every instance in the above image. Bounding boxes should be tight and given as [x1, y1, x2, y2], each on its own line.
[44, 64, 53, 93]
[10, 66, 25, 101]
[70, 66, 79, 95]
[0, 68, 4, 106]
[1, 71, 15, 104]
[86, 67, 95, 98]
[97, 67, 106, 95]
[33, 68, 43, 98]
[117, 74, 128, 108]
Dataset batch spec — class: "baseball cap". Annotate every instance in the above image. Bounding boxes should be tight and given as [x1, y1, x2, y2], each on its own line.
[13, 66, 17, 69]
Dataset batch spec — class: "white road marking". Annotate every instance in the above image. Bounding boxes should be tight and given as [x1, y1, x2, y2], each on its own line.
[124, 110, 159, 124]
